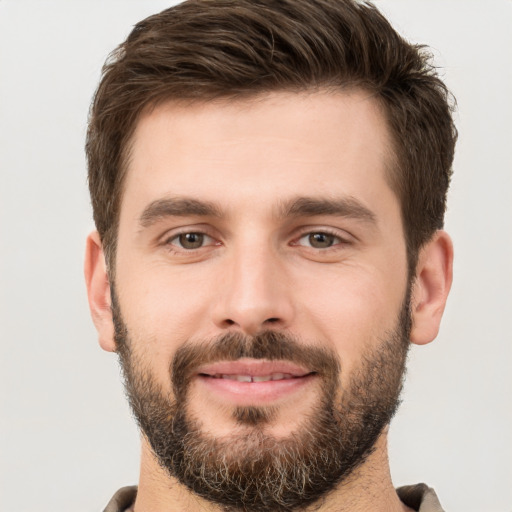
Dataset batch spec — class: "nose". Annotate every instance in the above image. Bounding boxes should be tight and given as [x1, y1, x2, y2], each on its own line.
[211, 244, 295, 336]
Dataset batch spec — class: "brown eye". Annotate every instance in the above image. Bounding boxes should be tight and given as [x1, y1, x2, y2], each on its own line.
[307, 233, 337, 248]
[295, 232, 343, 249]
[177, 233, 205, 249]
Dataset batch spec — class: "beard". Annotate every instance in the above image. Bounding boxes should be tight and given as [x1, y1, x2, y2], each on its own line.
[113, 293, 411, 512]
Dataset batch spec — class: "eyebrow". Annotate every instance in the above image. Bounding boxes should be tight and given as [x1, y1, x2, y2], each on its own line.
[279, 196, 377, 224]
[138, 195, 377, 229]
[139, 197, 222, 228]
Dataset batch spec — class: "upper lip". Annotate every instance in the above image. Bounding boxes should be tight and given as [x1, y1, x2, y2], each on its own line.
[197, 359, 313, 378]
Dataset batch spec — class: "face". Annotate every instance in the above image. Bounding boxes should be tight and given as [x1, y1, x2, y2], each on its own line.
[110, 91, 411, 509]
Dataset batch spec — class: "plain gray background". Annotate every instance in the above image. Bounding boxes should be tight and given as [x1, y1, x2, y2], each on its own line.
[1, 1, 511, 511]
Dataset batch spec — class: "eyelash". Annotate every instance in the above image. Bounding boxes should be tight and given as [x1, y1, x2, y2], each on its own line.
[163, 227, 351, 254]
[292, 229, 349, 249]
[164, 231, 218, 252]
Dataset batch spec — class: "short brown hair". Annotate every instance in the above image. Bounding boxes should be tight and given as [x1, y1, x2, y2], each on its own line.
[86, 0, 457, 273]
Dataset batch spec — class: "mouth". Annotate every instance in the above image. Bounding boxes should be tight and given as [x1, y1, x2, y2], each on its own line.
[198, 359, 314, 380]
[205, 372, 307, 382]
[195, 359, 317, 405]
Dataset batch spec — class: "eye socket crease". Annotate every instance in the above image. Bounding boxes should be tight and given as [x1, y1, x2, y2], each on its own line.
[138, 195, 378, 259]
[161, 227, 353, 260]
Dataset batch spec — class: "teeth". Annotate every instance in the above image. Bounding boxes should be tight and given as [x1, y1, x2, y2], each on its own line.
[252, 375, 272, 382]
[217, 373, 294, 382]
[272, 373, 289, 380]
[220, 374, 252, 382]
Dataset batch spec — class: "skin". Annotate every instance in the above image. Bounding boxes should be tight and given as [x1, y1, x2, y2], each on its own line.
[85, 90, 453, 512]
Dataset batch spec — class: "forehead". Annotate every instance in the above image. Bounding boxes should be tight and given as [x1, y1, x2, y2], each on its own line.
[122, 90, 397, 221]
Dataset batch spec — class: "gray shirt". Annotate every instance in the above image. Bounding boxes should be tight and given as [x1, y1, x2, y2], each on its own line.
[103, 483, 445, 511]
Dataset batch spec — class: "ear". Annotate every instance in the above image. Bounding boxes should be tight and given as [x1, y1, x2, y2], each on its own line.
[410, 230, 453, 345]
[84, 231, 116, 352]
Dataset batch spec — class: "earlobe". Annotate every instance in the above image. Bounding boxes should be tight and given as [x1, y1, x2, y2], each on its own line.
[84, 231, 116, 352]
[410, 230, 453, 346]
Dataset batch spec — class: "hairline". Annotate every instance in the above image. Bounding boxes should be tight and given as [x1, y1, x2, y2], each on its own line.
[104, 86, 412, 277]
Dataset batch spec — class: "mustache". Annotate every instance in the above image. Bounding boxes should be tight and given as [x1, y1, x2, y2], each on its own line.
[170, 331, 340, 400]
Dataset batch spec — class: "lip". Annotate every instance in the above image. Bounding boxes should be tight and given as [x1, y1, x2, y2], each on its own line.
[195, 358, 317, 406]
[197, 359, 312, 378]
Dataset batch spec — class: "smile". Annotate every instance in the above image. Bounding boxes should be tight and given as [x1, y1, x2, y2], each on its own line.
[196, 358, 312, 378]
[195, 359, 317, 405]
[205, 373, 307, 382]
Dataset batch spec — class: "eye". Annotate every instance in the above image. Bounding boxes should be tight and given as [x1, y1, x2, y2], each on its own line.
[168, 232, 215, 250]
[296, 232, 343, 249]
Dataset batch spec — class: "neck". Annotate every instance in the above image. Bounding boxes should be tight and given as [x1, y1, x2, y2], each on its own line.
[133, 431, 413, 512]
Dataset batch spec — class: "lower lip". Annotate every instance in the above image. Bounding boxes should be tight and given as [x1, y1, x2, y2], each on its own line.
[196, 374, 317, 406]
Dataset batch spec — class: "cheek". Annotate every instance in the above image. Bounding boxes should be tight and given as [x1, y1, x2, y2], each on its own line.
[294, 264, 406, 374]
[115, 269, 214, 383]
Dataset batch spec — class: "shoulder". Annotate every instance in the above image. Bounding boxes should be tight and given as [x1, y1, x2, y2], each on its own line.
[103, 485, 137, 512]
[397, 483, 445, 512]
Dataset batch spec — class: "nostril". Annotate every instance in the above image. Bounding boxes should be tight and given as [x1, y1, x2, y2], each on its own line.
[218, 317, 283, 331]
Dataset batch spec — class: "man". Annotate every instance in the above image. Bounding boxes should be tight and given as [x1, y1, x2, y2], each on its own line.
[84, 0, 456, 511]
